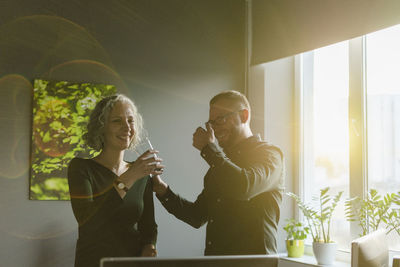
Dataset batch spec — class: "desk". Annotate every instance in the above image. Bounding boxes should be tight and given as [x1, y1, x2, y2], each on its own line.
[101, 255, 279, 267]
[278, 254, 350, 267]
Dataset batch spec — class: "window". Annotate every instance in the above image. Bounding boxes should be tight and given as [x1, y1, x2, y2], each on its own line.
[297, 24, 400, 251]
[366, 25, 400, 250]
[301, 41, 351, 250]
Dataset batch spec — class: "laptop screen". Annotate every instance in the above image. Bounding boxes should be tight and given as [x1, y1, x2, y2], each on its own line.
[100, 255, 279, 267]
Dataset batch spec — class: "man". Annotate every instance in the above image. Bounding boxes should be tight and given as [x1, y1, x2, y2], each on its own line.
[152, 90, 284, 255]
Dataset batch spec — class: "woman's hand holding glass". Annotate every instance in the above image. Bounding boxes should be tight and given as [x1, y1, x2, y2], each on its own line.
[119, 150, 165, 188]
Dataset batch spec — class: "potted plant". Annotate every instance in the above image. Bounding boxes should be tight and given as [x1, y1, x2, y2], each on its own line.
[283, 219, 310, 257]
[345, 189, 400, 237]
[287, 187, 343, 265]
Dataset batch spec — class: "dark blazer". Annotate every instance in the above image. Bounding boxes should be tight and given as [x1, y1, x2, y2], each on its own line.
[158, 135, 284, 255]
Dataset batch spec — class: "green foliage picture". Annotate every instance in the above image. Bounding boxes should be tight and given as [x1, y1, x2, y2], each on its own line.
[30, 79, 116, 200]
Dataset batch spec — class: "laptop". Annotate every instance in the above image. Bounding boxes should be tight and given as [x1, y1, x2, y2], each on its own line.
[100, 255, 279, 267]
[351, 229, 388, 267]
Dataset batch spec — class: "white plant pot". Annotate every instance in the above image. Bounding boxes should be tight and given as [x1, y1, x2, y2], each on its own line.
[312, 241, 337, 265]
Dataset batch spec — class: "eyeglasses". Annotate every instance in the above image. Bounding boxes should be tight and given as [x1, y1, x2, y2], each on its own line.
[207, 110, 242, 126]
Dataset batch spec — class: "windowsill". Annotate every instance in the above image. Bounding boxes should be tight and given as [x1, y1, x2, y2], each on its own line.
[278, 253, 350, 267]
[279, 249, 400, 267]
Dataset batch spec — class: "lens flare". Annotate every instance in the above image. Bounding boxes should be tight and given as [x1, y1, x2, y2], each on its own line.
[0, 74, 32, 179]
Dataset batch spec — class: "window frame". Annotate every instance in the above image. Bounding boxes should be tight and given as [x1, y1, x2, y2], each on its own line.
[294, 35, 400, 255]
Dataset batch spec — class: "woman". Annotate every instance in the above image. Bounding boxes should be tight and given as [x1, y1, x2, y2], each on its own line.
[68, 94, 163, 267]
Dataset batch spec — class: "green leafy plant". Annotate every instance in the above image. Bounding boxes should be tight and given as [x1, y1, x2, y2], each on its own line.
[287, 187, 343, 243]
[30, 79, 116, 200]
[345, 189, 400, 237]
[284, 219, 310, 240]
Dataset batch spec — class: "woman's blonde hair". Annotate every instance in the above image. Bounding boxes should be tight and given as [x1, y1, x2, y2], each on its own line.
[83, 94, 143, 151]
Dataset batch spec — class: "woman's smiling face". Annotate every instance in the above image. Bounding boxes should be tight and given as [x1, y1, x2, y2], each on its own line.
[103, 101, 135, 151]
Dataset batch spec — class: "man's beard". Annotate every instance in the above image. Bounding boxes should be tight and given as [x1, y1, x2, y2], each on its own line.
[217, 128, 239, 149]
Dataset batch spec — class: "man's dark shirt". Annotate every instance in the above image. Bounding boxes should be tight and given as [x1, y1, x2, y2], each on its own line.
[157, 135, 285, 255]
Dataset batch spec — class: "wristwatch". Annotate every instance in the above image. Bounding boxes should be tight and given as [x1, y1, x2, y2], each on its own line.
[115, 179, 129, 192]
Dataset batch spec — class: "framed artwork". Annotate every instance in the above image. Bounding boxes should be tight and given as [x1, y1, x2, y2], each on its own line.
[30, 79, 116, 200]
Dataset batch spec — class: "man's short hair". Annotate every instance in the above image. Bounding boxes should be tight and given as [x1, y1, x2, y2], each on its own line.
[210, 90, 251, 113]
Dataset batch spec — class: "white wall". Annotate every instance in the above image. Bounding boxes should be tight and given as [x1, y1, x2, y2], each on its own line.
[0, 1, 246, 266]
